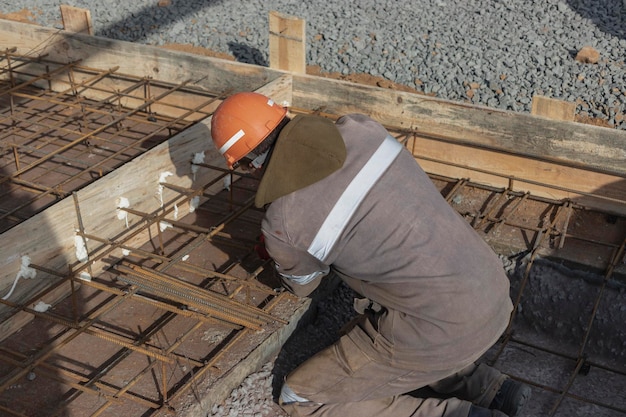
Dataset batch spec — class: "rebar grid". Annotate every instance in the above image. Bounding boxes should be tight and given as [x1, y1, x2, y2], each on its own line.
[0, 161, 292, 416]
[0, 50, 219, 234]
[436, 174, 626, 415]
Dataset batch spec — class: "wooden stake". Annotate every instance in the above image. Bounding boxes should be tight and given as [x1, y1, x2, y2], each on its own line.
[60, 5, 93, 35]
[269, 11, 306, 74]
[531, 95, 576, 122]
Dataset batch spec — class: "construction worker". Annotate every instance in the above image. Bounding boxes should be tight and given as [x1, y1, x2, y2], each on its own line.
[210, 92, 531, 417]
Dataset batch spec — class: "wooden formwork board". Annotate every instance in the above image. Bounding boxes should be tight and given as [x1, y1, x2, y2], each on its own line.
[290, 74, 626, 215]
[0, 20, 287, 99]
[531, 94, 576, 122]
[291, 74, 626, 176]
[269, 11, 306, 74]
[60, 5, 93, 35]
[407, 136, 626, 215]
[2, 57, 223, 122]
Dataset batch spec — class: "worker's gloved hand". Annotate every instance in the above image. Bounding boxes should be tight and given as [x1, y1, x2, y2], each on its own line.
[254, 234, 271, 260]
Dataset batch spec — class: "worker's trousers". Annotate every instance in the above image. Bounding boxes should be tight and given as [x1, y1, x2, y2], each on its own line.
[279, 316, 507, 417]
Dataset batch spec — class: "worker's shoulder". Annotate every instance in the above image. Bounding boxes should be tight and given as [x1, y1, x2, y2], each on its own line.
[336, 113, 377, 125]
[336, 113, 388, 137]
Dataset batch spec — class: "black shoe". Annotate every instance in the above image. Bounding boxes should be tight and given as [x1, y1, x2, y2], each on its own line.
[468, 404, 509, 417]
[490, 378, 531, 417]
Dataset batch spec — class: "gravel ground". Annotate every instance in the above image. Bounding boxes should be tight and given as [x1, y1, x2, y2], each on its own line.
[0, 0, 625, 128]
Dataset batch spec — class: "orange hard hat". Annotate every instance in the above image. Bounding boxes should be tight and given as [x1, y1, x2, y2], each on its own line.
[211, 92, 287, 168]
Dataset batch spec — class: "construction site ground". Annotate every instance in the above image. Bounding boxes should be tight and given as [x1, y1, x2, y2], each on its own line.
[0, 26, 625, 417]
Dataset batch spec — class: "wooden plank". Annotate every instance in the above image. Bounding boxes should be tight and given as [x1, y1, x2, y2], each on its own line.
[291, 74, 626, 178]
[269, 11, 306, 74]
[0, 19, 286, 98]
[531, 95, 576, 122]
[406, 135, 626, 215]
[60, 4, 93, 35]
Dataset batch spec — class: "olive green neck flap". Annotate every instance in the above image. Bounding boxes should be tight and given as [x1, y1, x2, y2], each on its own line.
[255, 115, 347, 208]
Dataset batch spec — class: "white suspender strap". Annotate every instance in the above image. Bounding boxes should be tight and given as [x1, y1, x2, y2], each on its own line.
[307, 135, 402, 262]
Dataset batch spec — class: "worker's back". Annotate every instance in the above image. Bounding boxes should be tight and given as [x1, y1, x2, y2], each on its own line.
[262, 113, 512, 370]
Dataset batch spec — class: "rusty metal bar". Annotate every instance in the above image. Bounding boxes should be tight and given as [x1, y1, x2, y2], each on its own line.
[443, 178, 469, 202]
[578, 238, 626, 357]
[0, 59, 81, 96]
[0, 93, 219, 227]
[0, 79, 191, 184]
[472, 187, 510, 230]
[115, 264, 269, 330]
[0, 288, 139, 392]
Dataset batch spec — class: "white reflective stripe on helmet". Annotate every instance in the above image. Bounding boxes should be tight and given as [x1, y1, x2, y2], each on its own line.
[278, 266, 330, 285]
[307, 135, 402, 262]
[218, 129, 245, 155]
